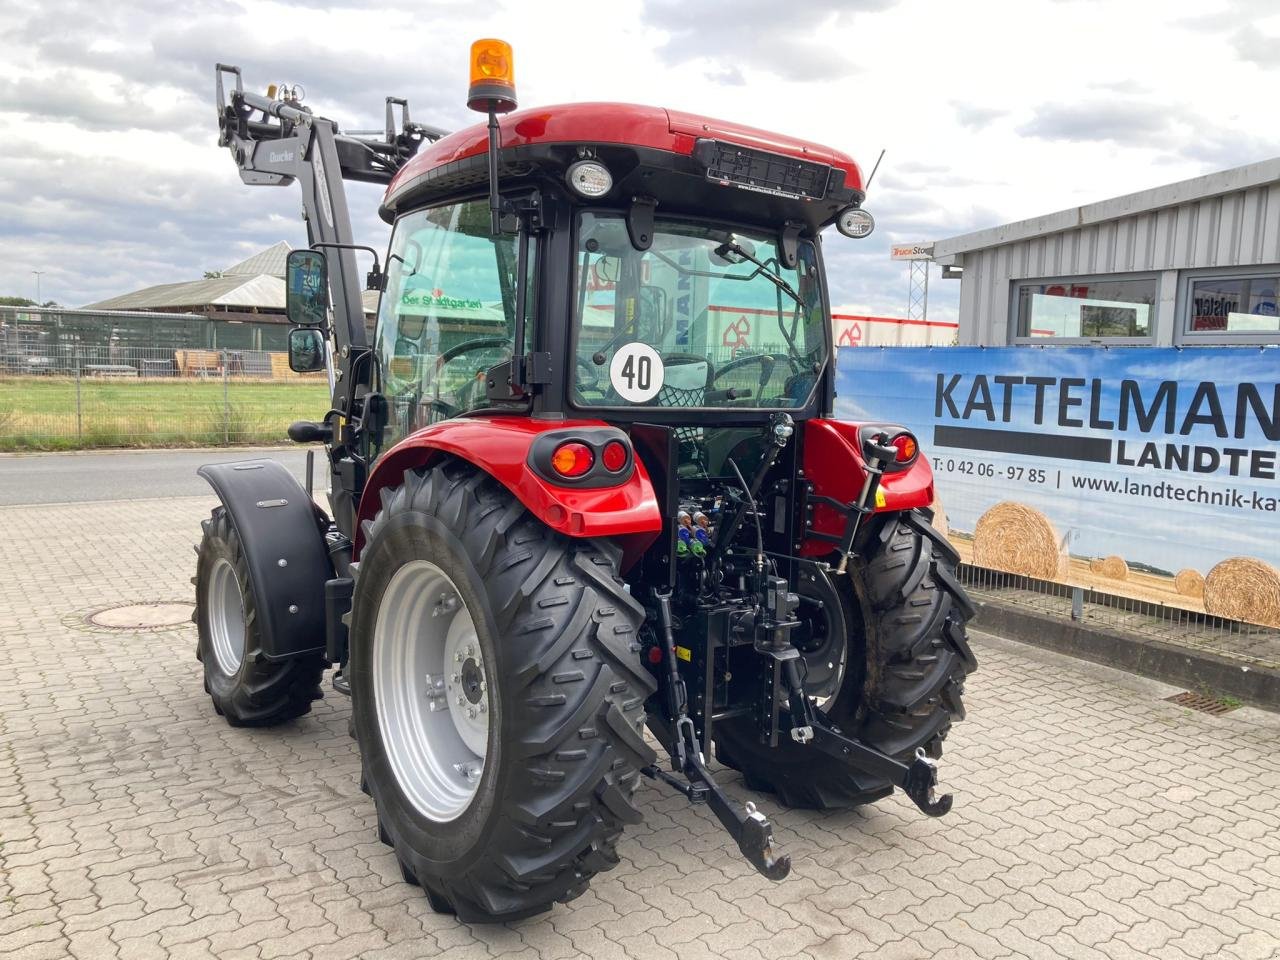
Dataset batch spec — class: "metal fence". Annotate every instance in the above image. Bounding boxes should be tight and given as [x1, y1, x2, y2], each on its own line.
[958, 563, 1280, 661]
[0, 346, 328, 451]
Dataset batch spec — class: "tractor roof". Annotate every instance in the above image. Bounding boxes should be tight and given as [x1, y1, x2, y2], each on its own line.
[381, 102, 865, 232]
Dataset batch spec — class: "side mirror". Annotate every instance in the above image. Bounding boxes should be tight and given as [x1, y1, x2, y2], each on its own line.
[285, 249, 328, 326]
[288, 328, 326, 373]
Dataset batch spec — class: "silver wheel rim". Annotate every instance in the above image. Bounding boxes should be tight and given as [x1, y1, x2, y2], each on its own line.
[207, 558, 246, 675]
[373, 560, 489, 822]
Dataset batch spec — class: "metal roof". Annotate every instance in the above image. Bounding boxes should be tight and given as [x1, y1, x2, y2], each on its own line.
[85, 275, 285, 311]
[223, 241, 292, 277]
[933, 156, 1280, 260]
[81, 241, 376, 316]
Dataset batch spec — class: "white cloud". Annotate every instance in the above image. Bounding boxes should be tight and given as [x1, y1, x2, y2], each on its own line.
[0, 0, 1277, 315]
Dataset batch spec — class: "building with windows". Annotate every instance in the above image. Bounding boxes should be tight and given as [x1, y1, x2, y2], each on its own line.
[932, 157, 1280, 347]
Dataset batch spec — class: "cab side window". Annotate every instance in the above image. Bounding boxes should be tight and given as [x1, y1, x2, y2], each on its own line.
[374, 200, 535, 448]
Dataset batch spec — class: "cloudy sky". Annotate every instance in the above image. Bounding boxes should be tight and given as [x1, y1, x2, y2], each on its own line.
[1, 0, 1277, 319]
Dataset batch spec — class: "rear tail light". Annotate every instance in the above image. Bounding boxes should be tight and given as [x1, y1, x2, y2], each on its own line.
[601, 440, 629, 472]
[551, 442, 594, 478]
[890, 433, 918, 463]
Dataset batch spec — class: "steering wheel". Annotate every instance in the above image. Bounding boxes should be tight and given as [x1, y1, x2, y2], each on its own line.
[710, 353, 792, 399]
[436, 336, 512, 369]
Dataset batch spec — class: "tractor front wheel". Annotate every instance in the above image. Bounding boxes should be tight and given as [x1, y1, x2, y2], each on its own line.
[348, 458, 656, 922]
[194, 507, 326, 725]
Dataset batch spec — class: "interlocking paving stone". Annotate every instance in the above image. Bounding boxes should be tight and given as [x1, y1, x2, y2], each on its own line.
[1, 493, 1279, 959]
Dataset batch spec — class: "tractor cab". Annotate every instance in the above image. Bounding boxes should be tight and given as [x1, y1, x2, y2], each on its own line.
[367, 95, 873, 462]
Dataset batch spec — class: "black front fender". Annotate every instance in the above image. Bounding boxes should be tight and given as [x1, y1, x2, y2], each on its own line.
[198, 459, 332, 662]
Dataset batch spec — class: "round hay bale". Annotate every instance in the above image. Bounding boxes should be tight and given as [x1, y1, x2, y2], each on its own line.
[972, 501, 1064, 580]
[1174, 568, 1205, 599]
[1088, 558, 1105, 574]
[1203, 557, 1280, 627]
[929, 497, 949, 539]
[1097, 555, 1129, 581]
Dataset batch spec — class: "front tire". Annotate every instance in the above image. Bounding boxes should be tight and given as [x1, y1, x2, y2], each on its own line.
[715, 508, 976, 808]
[349, 459, 656, 922]
[194, 507, 326, 725]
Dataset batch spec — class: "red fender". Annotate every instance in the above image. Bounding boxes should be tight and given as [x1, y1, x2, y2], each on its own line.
[800, 418, 935, 558]
[355, 417, 662, 569]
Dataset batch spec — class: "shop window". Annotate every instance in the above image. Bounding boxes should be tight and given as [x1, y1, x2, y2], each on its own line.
[1187, 275, 1279, 334]
[1014, 276, 1156, 340]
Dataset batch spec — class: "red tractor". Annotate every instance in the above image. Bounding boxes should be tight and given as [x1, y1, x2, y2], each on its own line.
[196, 41, 975, 923]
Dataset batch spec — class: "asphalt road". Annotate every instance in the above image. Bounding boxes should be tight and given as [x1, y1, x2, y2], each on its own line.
[0, 446, 314, 505]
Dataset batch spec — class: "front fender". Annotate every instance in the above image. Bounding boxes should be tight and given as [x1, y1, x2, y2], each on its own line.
[198, 459, 332, 660]
[356, 417, 663, 566]
[800, 418, 935, 557]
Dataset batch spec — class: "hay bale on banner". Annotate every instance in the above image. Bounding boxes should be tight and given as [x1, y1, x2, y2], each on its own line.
[929, 497, 949, 539]
[1096, 555, 1129, 581]
[1174, 568, 1205, 599]
[1203, 557, 1280, 628]
[972, 501, 1066, 580]
[1088, 558, 1104, 574]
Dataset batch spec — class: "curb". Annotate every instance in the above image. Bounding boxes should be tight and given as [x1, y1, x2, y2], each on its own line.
[974, 600, 1280, 712]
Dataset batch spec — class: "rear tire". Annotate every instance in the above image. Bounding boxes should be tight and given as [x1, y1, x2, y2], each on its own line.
[349, 458, 656, 922]
[194, 507, 326, 726]
[715, 508, 976, 808]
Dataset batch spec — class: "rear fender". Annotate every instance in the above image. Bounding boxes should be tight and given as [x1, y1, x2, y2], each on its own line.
[356, 417, 663, 569]
[800, 418, 934, 558]
[198, 459, 332, 661]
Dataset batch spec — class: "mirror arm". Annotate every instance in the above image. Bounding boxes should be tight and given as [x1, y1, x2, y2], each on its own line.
[311, 241, 386, 291]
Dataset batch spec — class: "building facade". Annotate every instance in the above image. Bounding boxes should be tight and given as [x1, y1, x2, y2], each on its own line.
[932, 158, 1280, 347]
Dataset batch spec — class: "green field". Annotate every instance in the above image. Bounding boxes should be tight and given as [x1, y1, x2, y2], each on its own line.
[0, 376, 331, 451]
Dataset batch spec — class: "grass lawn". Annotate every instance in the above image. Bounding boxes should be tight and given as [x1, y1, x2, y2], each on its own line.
[0, 376, 331, 451]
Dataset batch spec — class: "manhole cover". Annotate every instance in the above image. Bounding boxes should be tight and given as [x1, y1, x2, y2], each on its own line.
[87, 602, 194, 631]
[1164, 691, 1240, 715]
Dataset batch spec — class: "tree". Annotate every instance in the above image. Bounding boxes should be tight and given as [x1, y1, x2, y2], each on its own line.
[0, 296, 36, 306]
[203, 271, 224, 279]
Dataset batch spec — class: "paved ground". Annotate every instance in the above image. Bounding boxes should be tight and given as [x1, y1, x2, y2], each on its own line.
[2, 491, 1279, 960]
[0, 447, 309, 505]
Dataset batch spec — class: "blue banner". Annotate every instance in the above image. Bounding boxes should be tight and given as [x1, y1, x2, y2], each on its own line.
[835, 346, 1280, 626]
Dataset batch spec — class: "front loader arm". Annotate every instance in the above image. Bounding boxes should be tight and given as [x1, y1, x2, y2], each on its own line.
[213, 62, 448, 538]
[213, 63, 446, 362]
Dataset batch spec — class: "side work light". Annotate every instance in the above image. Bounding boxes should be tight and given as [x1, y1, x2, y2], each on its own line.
[836, 206, 875, 239]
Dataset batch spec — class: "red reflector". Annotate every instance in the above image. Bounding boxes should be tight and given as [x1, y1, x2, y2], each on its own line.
[601, 440, 629, 472]
[647, 646, 663, 664]
[891, 434, 918, 462]
[551, 442, 593, 478]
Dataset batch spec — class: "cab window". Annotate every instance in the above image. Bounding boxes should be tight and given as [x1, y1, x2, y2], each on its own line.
[374, 199, 534, 448]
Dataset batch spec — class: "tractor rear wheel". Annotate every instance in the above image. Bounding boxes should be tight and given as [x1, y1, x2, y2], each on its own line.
[715, 508, 976, 808]
[194, 507, 326, 725]
[348, 458, 656, 923]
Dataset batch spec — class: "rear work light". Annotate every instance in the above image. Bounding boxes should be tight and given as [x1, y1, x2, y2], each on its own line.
[566, 160, 613, 198]
[551, 442, 594, 478]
